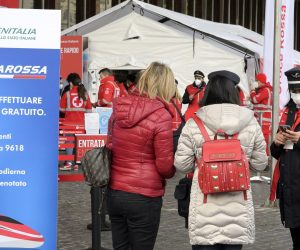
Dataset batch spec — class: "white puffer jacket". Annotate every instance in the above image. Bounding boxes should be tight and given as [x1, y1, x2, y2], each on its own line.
[174, 104, 268, 246]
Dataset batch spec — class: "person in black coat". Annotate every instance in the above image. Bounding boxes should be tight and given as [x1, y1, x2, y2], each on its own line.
[270, 66, 300, 250]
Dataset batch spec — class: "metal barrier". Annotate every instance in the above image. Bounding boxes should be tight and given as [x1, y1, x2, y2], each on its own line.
[58, 119, 85, 182]
[250, 111, 271, 184]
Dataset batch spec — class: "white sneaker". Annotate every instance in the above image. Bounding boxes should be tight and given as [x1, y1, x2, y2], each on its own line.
[59, 162, 72, 171]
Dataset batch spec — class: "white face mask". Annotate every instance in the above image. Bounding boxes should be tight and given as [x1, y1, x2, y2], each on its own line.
[251, 81, 259, 89]
[195, 79, 201, 86]
[291, 92, 300, 105]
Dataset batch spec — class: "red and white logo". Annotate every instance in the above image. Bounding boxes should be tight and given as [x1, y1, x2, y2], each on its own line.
[72, 96, 83, 107]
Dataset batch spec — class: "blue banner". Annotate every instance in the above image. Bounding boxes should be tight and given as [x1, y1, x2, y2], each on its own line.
[0, 9, 61, 250]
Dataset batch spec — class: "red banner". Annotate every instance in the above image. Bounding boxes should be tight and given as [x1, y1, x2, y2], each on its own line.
[60, 36, 83, 80]
[75, 134, 107, 161]
[0, 0, 19, 8]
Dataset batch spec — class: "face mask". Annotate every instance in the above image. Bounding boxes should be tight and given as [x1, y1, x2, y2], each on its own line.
[60, 83, 63, 89]
[195, 79, 201, 86]
[291, 92, 300, 105]
[251, 81, 259, 90]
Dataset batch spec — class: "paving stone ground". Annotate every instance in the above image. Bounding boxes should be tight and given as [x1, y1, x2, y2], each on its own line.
[58, 171, 292, 250]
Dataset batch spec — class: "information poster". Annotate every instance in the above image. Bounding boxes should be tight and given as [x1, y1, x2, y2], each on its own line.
[60, 36, 83, 80]
[0, 9, 60, 249]
[96, 107, 113, 135]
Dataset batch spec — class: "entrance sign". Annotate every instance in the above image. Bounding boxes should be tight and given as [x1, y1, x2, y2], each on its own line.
[0, 9, 60, 249]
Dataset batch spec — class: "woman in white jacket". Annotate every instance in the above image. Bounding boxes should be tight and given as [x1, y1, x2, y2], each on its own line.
[174, 70, 268, 250]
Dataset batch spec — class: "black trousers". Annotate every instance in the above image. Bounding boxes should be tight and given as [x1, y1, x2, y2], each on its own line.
[107, 189, 162, 250]
[290, 227, 300, 250]
[192, 244, 242, 250]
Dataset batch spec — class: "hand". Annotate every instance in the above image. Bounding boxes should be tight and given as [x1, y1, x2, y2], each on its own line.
[274, 131, 287, 146]
[189, 94, 194, 101]
[282, 130, 300, 144]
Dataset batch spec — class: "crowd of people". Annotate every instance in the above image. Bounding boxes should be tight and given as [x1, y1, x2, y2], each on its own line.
[58, 62, 300, 250]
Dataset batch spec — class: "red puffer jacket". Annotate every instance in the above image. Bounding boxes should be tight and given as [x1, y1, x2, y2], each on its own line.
[109, 95, 175, 197]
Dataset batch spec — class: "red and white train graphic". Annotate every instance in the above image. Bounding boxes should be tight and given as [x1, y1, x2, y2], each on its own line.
[0, 215, 45, 248]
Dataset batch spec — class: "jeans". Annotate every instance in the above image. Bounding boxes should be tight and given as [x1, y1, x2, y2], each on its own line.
[65, 133, 74, 164]
[192, 244, 243, 250]
[107, 189, 162, 250]
[290, 227, 300, 250]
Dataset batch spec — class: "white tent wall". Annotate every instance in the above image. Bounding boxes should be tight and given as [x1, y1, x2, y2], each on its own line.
[85, 12, 249, 97]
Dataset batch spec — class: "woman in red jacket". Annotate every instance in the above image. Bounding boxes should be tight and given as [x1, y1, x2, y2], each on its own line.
[107, 62, 176, 250]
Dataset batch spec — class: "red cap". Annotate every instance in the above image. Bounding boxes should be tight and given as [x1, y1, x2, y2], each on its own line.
[256, 73, 267, 84]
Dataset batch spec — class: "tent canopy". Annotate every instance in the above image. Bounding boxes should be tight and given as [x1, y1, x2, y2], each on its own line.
[61, 0, 299, 95]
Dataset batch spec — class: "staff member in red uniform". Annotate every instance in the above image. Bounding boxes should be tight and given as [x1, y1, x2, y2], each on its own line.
[250, 73, 273, 154]
[170, 79, 183, 131]
[182, 70, 206, 121]
[97, 68, 120, 107]
[59, 78, 92, 170]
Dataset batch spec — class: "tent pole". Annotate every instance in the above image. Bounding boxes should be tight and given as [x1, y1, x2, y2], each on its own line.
[264, 0, 281, 208]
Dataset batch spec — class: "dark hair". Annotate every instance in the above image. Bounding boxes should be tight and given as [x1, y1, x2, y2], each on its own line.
[72, 78, 87, 101]
[66, 72, 81, 83]
[201, 76, 240, 106]
[98, 68, 112, 76]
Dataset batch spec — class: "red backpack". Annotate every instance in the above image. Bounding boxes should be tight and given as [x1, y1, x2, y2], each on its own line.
[193, 115, 250, 203]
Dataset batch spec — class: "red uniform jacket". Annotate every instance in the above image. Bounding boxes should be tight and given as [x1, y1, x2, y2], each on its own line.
[250, 83, 273, 125]
[239, 88, 247, 106]
[108, 94, 175, 197]
[97, 76, 120, 107]
[184, 84, 205, 121]
[250, 83, 273, 153]
[60, 86, 92, 125]
[169, 98, 183, 131]
[118, 82, 128, 97]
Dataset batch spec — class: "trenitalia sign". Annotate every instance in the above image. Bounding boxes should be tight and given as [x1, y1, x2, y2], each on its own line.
[0, 9, 60, 250]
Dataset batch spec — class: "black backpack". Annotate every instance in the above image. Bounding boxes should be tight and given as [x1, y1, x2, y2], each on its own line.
[81, 145, 112, 187]
[171, 99, 185, 154]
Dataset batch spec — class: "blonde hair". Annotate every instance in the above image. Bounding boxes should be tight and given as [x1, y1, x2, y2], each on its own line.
[138, 62, 176, 102]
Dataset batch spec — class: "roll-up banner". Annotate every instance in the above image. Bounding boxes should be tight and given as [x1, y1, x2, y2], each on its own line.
[263, 0, 295, 109]
[0, 9, 61, 249]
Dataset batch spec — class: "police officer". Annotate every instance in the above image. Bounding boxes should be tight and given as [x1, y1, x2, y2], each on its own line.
[182, 70, 206, 121]
[270, 66, 300, 250]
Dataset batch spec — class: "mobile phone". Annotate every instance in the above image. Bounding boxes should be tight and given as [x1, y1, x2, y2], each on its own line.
[279, 125, 291, 132]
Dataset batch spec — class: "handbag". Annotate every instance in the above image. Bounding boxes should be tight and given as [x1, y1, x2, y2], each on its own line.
[171, 99, 185, 154]
[193, 115, 250, 203]
[174, 174, 193, 229]
[81, 119, 114, 187]
[81, 145, 112, 187]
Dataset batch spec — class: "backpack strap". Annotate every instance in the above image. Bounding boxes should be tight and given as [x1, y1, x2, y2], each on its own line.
[192, 115, 210, 141]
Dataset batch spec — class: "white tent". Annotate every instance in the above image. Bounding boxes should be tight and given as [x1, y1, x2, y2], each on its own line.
[61, 0, 300, 98]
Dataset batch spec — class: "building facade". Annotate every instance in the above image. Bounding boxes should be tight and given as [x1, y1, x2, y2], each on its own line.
[19, 0, 300, 50]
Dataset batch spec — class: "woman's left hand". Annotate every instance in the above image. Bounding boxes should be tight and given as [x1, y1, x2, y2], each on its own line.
[282, 130, 300, 144]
